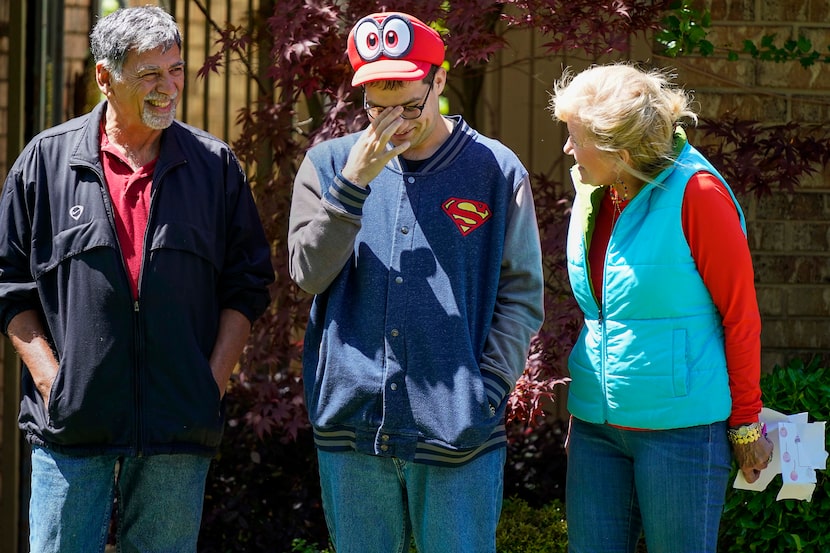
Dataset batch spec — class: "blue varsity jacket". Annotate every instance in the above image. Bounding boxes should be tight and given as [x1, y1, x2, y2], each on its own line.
[288, 117, 544, 465]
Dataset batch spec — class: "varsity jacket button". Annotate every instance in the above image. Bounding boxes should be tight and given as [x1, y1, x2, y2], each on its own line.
[400, 226, 409, 234]
[390, 383, 398, 391]
[395, 276, 403, 284]
[390, 329, 399, 337]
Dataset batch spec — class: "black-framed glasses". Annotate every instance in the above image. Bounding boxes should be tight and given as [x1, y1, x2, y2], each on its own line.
[364, 80, 434, 120]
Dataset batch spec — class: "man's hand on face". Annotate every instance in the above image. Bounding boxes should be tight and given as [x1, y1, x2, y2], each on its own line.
[341, 106, 411, 188]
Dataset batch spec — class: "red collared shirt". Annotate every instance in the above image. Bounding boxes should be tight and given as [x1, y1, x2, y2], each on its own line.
[99, 124, 157, 300]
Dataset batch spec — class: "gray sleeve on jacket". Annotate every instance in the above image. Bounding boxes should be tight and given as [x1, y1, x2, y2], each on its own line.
[288, 154, 366, 295]
[479, 172, 545, 408]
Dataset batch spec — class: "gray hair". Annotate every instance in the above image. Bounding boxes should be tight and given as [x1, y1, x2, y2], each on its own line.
[90, 6, 181, 79]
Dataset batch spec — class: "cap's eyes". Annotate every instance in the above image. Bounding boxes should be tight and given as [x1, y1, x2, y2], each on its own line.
[353, 19, 383, 61]
[381, 17, 412, 58]
[352, 15, 415, 61]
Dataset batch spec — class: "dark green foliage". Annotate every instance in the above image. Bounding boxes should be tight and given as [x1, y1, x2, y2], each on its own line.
[718, 357, 830, 553]
[734, 34, 830, 68]
[657, 0, 830, 67]
[496, 497, 568, 553]
[656, 0, 713, 57]
[289, 538, 332, 553]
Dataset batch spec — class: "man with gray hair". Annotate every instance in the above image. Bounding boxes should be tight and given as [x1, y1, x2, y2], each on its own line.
[0, 6, 273, 551]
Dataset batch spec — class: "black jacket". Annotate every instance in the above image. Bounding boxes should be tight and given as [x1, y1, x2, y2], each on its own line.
[0, 102, 273, 456]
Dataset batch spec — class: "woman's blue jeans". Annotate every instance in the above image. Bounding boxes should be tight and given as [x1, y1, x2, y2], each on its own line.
[29, 446, 212, 553]
[317, 447, 506, 553]
[566, 418, 731, 553]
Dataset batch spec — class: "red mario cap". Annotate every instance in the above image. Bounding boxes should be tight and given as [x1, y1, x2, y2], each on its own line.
[347, 12, 445, 86]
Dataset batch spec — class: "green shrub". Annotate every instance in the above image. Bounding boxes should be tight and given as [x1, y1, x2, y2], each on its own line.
[496, 497, 568, 553]
[718, 356, 830, 553]
[289, 538, 332, 553]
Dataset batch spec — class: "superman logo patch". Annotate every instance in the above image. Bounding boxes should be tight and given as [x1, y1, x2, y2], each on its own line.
[442, 198, 492, 236]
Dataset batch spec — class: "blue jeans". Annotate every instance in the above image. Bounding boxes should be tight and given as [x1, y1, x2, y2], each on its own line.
[317, 447, 506, 553]
[29, 446, 212, 553]
[566, 418, 731, 553]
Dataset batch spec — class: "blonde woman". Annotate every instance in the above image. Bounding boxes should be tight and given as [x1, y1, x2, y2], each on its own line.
[549, 64, 773, 553]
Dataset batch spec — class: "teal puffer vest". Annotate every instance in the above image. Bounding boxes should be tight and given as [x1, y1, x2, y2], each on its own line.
[566, 136, 746, 429]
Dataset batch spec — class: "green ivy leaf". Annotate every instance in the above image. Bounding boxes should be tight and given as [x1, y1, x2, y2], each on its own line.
[655, 0, 714, 58]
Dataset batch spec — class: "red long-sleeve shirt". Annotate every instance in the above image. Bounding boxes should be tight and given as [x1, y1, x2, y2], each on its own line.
[588, 172, 762, 426]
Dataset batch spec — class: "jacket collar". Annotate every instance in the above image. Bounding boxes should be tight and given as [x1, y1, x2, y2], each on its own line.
[386, 115, 476, 174]
[69, 101, 189, 175]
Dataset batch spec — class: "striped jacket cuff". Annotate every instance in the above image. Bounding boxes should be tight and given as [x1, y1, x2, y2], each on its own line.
[323, 172, 369, 216]
[482, 368, 512, 410]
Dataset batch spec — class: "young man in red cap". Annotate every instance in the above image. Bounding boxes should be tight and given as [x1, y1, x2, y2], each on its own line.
[288, 12, 544, 552]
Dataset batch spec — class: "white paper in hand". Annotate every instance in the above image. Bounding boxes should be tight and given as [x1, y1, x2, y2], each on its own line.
[732, 408, 828, 502]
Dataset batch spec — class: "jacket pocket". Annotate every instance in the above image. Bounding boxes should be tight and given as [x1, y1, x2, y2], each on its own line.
[149, 222, 221, 272]
[31, 221, 118, 278]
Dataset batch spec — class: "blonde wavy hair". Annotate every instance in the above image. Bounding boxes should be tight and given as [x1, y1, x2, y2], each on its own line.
[549, 63, 697, 179]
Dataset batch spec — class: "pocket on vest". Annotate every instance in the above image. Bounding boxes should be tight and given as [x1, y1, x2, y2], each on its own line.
[672, 328, 689, 396]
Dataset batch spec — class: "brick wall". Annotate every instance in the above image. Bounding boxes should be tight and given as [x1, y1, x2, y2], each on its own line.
[673, 0, 830, 369]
